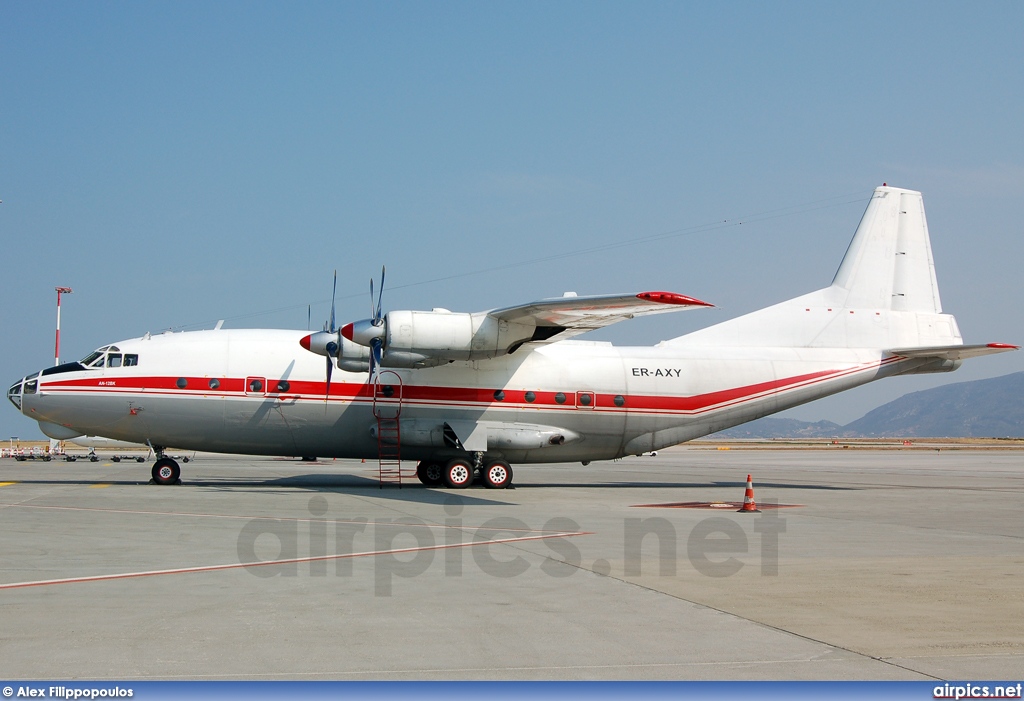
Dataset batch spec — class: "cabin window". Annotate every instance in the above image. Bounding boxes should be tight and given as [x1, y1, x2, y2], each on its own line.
[176, 378, 188, 389]
[614, 395, 626, 407]
[554, 392, 566, 404]
[249, 379, 263, 392]
[123, 354, 139, 367]
[524, 391, 536, 403]
[208, 378, 220, 390]
[578, 393, 592, 406]
[276, 380, 290, 392]
[493, 390, 505, 401]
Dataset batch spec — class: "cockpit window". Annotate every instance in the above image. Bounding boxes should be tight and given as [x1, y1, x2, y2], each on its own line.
[81, 351, 104, 366]
[80, 348, 137, 369]
[7, 382, 22, 410]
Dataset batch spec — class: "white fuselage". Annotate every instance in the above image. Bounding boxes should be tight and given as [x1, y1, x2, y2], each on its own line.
[12, 328, 929, 463]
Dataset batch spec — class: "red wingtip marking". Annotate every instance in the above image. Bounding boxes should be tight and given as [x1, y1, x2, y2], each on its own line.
[987, 343, 1019, 349]
[637, 291, 713, 307]
[341, 323, 354, 341]
[299, 334, 312, 351]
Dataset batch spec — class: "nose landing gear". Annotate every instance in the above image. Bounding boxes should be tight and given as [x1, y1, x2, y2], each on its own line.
[150, 446, 182, 486]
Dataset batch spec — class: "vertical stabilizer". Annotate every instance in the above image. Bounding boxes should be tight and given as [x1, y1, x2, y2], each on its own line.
[832, 186, 942, 313]
[670, 185, 960, 350]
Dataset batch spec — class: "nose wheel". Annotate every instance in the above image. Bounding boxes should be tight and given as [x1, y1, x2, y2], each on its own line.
[151, 457, 181, 485]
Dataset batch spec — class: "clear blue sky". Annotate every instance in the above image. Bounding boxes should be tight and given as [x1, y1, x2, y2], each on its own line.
[2, 1, 1022, 439]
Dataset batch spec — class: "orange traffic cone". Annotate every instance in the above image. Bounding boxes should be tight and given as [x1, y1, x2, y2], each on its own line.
[737, 474, 761, 513]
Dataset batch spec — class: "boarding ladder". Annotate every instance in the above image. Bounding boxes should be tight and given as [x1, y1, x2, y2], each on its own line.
[372, 370, 403, 488]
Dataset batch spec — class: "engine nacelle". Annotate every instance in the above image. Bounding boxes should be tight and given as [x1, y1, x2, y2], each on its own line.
[300, 330, 374, 372]
[336, 336, 372, 373]
[383, 310, 536, 363]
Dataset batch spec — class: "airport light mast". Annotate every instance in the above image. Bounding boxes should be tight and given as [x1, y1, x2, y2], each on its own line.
[54, 286, 72, 366]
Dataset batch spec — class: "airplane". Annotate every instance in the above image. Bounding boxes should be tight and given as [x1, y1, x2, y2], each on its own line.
[6, 185, 1017, 488]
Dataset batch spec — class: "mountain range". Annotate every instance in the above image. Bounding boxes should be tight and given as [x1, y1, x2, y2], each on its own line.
[710, 372, 1024, 439]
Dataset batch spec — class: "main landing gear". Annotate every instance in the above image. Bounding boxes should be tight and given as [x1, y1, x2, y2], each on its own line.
[415, 455, 514, 489]
[415, 461, 444, 486]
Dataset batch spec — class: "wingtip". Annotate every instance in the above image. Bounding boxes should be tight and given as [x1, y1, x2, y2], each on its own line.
[637, 291, 714, 307]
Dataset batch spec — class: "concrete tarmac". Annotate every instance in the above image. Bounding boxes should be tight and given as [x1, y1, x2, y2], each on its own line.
[0, 446, 1021, 680]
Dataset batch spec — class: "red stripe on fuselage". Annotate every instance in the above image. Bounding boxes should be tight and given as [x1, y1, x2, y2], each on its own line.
[36, 358, 898, 417]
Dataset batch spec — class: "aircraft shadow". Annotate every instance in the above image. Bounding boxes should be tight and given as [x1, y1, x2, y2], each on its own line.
[0, 477, 854, 495]
[171, 474, 517, 505]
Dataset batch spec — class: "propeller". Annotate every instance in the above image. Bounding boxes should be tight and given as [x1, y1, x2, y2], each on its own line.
[295, 271, 342, 398]
[302, 266, 386, 380]
[368, 266, 385, 376]
[324, 271, 340, 398]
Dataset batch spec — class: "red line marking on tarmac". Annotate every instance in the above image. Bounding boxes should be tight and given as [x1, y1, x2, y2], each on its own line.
[632, 502, 804, 509]
[0, 503, 565, 534]
[0, 531, 590, 591]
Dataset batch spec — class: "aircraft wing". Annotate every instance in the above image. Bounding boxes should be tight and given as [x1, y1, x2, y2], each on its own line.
[887, 343, 1018, 360]
[320, 289, 714, 369]
[488, 291, 713, 344]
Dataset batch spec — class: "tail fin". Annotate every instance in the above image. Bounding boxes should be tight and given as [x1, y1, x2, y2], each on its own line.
[672, 185, 963, 349]
[831, 186, 942, 313]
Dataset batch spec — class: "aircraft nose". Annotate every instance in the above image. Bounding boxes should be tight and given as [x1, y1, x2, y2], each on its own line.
[7, 374, 37, 413]
[7, 379, 22, 411]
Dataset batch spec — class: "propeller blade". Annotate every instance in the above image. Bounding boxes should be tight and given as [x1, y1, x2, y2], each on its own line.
[372, 278, 380, 323]
[329, 270, 337, 333]
[375, 266, 386, 323]
[369, 337, 383, 377]
[325, 356, 333, 400]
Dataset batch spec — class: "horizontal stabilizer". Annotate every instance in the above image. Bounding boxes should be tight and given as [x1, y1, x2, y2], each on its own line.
[887, 343, 1018, 361]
